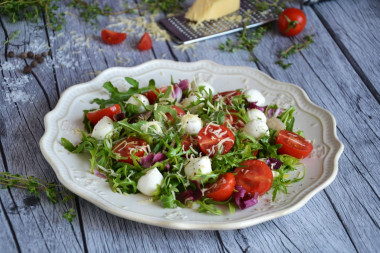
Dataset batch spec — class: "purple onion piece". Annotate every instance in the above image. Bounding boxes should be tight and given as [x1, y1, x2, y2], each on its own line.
[140, 152, 167, 168]
[94, 169, 107, 179]
[165, 163, 171, 171]
[152, 152, 167, 163]
[171, 85, 183, 102]
[248, 102, 266, 113]
[234, 185, 259, 210]
[266, 157, 283, 170]
[177, 180, 202, 204]
[177, 79, 189, 91]
[266, 108, 284, 118]
[113, 112, 126, 121]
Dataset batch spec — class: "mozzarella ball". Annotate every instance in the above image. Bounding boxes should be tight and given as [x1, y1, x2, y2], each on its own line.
[181, 114, 203, 135]
[126, 94, 149, 113]
[244, 89, 266, 106]
[141, 121, 163, 136]
[184, 157, 212, 181]
[91, 116, 114, 140]
[198, 82, 215, 97]
[137, 168, 164, 196]
[243, 120, 269, 139]
[247, 109, 267, 122]
[266, 117, 286, 132]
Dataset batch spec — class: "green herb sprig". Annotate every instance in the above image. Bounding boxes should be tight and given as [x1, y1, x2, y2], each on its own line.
[141, 0, 185, 14]
[275, 34, 315, 69]
[0, 172, 76, 222]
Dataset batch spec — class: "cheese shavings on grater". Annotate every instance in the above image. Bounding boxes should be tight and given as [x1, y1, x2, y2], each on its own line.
[160, 0, 280, 45]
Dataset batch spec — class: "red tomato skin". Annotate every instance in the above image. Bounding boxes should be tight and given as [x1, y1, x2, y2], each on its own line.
[278, 8, 307, 36]
[166, 106, 185, 123]
[197, 124, 235, 157]
[234, 160, 273, 195]
[86, 104, 121, 125]
[143, 87, 168, 104]
[181, 135, 197, 152]
[101, 29, 127, 45]
[137, 33, 153, 51]
[276, 130, 313, 159]
[223, 110, 245, 130]
[112, 137, 147, 164]
[213, 90, 242, 106]
[205, 173, 236, 201]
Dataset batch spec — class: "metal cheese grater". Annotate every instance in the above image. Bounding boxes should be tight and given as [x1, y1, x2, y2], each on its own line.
[160, 0, 281, 44]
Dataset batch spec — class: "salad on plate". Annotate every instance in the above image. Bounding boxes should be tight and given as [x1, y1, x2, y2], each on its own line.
[61, 76, 313, 214]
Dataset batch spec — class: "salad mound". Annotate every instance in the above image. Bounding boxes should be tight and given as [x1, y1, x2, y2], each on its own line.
[61, 76, 313, 214]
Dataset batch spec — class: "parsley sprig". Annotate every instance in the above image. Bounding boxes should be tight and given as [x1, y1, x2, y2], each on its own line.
[0, 172, 76, 222]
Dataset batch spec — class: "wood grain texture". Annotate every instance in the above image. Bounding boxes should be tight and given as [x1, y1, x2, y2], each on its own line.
[0, 0, 379, 252]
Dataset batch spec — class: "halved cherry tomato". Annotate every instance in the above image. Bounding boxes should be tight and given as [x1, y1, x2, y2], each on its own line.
[112, 137, 148, 164]
[205, 173, 236, 201]
[101, 29, 127, 45]
[197, 124, 235, 157]
[276, 130, 313, 159]
[137, 32, 152, 51]
[86, 104, 121, 125]
[223, 110, 245, 130]
[166, 106, 185, 123]
[253, 150, 259, 157]
[143, 87, 168, 104]
[213, 90, 242, 106]
[181, 135, 198, 152]
[278, 8, 307, 36]
[234, 160, 273, 195]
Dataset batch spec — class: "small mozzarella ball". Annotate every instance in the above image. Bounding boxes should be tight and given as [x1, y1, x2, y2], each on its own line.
[181, 114, 203, 135]
[91, 116, 114, 140]
[247, 109, 267, 122]
[137, 168, 164, 196]
[141, 121, 163, 135]
[184, 157, 212, 181]
[198, 82, 215, 97]
[266, 117, 286, 132]
[126, 94, 149, 113]
[243, 120, 269, 139]
[244, 89, 266, 106]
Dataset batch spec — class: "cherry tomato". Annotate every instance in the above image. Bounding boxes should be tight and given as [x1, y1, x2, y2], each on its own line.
[197, 124, 235, 157]
[166, 106, 185, 123]
[234, 160, 273, 195]
[181, 135, 198, 152]
[213, 90, 242, 106]
[253, 150, 259, 157]
[101, 29, 127, 45]
[143, 87, 168, 104]
[276, 130, 313, 159]
[112, 137, 148, 164]
[137, 32, 153, 51]
[205, 173, 236, 201]
[86, 104, 121, 125]
[223, 110, 245, 130]
[278, 8, 307, 36]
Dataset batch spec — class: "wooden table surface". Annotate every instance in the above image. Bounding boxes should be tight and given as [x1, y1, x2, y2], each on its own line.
[1, 0, 379, 252]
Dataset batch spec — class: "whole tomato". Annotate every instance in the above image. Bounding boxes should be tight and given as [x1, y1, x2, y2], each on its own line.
[278, 8, 307, 36]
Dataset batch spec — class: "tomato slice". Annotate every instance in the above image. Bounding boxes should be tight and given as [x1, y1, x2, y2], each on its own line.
[276, 130, 313, 159]
[166, 106, 185, 123]
[137, 32, 153, 51]
[181, 135, 197, 152]
[143, 87, 168, 104]
[197, 124, 235, 157]
[112, 137, 148, 164]
[223, 110, 245, 130]
[101, 29, 127, 45]
[86, 104, 121, 125]
[213, 90, 242, 106]
[205, 173, 236, 201]
[234, 160, 273, 195]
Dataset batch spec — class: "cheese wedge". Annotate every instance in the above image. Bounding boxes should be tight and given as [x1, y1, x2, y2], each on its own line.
[185, 0, 240, 22]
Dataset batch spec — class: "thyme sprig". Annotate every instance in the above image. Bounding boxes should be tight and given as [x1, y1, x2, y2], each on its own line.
[141, 0, 185, 14]
[0, 172, 76, 222]
[275, 34, 315, 69]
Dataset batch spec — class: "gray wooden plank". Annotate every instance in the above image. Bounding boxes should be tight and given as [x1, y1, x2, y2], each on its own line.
[313, 0, 380, 103]
[0, 16, 85, 253]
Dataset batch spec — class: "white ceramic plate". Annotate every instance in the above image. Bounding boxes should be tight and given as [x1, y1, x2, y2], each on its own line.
[40, 60, 344, 230]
